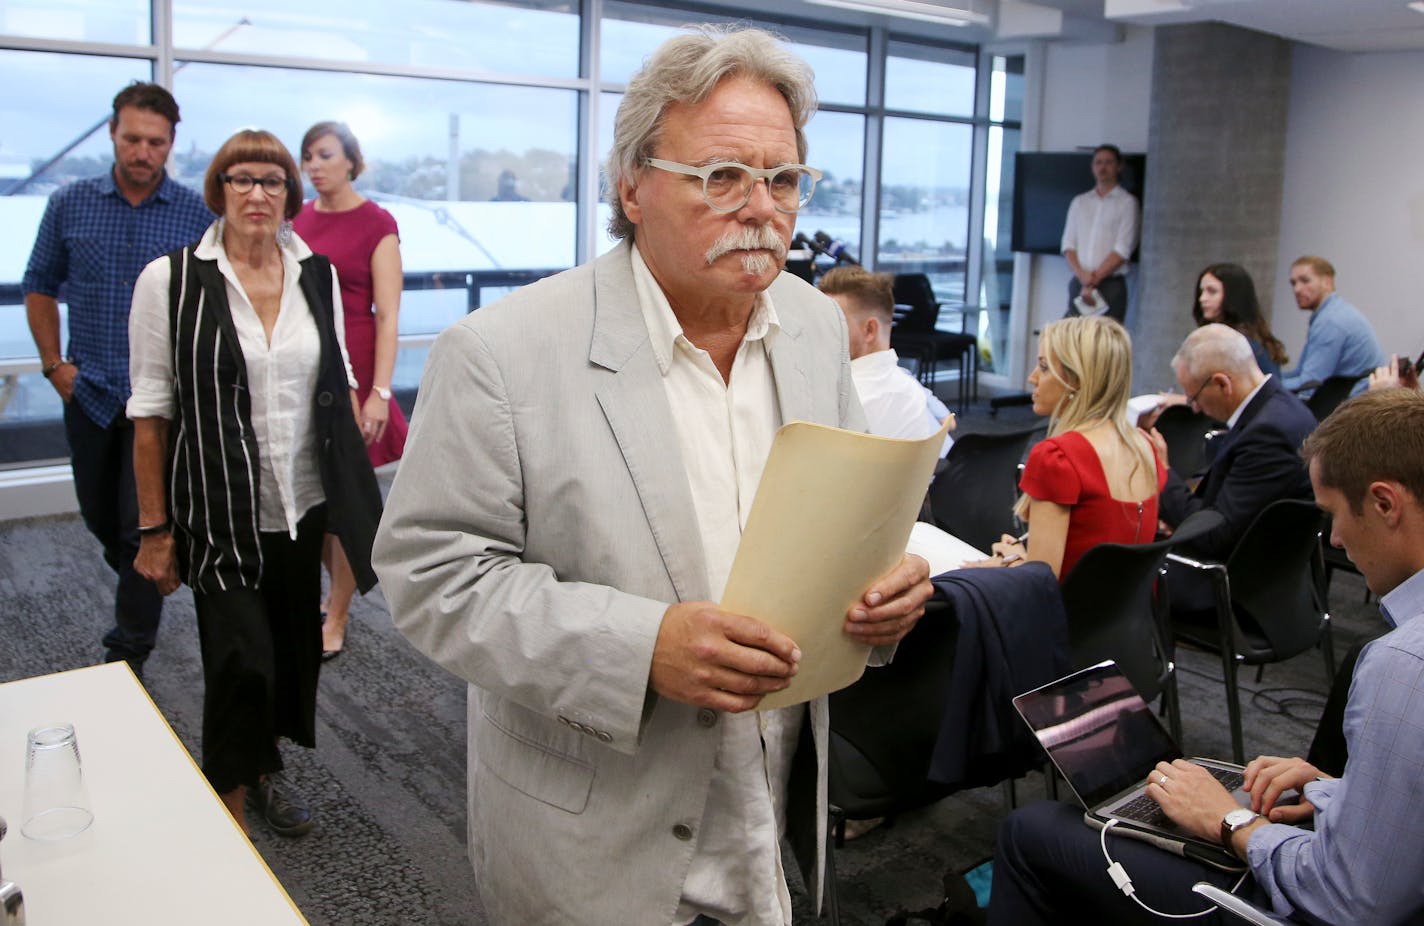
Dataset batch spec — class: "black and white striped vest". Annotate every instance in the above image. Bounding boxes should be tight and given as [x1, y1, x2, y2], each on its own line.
[164, 245, 356, 594]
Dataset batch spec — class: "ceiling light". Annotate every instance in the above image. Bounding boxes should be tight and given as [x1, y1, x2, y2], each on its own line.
[804, 0, 991, 28]
[1409, 1, 1424, 13]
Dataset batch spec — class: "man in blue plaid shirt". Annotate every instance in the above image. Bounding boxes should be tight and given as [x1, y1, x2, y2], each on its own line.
[23, 82, 212, 677]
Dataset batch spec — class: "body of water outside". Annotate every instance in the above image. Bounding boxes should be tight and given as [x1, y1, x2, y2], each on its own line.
[0, 197, 973, 430]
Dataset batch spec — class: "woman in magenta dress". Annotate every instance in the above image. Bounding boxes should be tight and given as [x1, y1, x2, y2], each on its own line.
[294, 121, 405, 659]
[989, 316, 1165, 579]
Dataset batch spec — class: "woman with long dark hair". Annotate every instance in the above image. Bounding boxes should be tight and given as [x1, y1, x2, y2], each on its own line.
[1191, 262, 1287, 376]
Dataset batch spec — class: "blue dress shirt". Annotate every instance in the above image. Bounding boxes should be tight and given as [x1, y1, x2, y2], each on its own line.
[1245, 566, 1424, 923]
[22, 169, 212, 427]
[1281, 293, 1385, 396]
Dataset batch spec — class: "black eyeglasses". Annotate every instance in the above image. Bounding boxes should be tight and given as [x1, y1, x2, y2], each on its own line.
[1185, 374, 1218, 410]
[219, 173, 289, 196]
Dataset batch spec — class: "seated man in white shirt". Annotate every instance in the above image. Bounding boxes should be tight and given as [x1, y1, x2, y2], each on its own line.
[819, 266, 954, 457]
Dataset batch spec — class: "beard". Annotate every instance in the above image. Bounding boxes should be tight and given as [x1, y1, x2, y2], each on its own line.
[116, 160, 160, 190]
[704, 225, 787, 275]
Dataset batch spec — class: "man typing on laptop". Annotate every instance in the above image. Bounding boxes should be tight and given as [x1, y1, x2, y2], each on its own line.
[990, 388, 1424, 925]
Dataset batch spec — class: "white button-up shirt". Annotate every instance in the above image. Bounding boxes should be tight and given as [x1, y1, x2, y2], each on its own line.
[127, 222, 356, 538]
[630, 246, 802, 926]
[851, 347, 954, 458]
[1060, 183, 1139, 276]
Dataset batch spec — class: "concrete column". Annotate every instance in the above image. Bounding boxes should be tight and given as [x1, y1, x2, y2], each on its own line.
[1133, 23, 1292, 388]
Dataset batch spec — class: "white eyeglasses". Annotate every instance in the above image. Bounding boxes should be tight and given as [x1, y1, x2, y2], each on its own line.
[644, 158, 822, 214]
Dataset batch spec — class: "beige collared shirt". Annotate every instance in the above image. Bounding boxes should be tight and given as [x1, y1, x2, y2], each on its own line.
[631, 245, 802, 926]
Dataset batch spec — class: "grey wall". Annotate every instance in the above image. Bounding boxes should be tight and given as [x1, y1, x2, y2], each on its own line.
[1133, 23, 1293, 389]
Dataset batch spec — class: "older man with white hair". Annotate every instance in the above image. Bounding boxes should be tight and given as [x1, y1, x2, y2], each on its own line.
[373, 26, 932, 925]
[1146, 323, 1316, 611]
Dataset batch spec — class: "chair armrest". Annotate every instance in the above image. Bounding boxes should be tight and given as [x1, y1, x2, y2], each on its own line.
[1165, 552, 1227, 573]
[1190, 883, 1293, 925]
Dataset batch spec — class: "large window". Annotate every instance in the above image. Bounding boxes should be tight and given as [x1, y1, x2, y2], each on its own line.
[600, 2, 868, 106]
[885, 40, 975, 116]
[173, 0, 580, 78]
[801, 110, 866, 260]
[980, 54, 1024, 375]
[0, 51, 153, 450]
[0, 2, 1016, 472]
[0, 0, 150, 44]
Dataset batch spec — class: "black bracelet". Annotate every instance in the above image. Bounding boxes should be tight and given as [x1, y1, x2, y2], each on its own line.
[137, 520, 170, 537]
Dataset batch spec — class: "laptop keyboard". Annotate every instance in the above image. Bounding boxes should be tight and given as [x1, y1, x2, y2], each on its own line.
[1115, 794, 1170, 827]
[1113, 765, 1245, 827]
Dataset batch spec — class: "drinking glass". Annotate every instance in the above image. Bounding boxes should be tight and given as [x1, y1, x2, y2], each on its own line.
[21, 723, 94, 841]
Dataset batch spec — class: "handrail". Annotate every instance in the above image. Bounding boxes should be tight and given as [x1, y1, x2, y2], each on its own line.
[0, 267, 565, 373]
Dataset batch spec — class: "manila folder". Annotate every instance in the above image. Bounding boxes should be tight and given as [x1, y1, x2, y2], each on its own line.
[721, 416, 951, 711]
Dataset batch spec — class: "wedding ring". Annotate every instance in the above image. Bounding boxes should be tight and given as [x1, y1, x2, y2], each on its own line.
[1159, 775, 1169, 786]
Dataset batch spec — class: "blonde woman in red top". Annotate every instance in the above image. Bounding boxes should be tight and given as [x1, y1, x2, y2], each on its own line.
[988, 315, 1165, 579]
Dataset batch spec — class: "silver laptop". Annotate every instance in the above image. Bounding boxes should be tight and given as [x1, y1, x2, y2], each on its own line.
[1012, 660, 1253, 867]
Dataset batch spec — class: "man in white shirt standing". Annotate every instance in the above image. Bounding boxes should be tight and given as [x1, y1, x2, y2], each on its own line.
[1061, 144, 1139, 323]
[819, 266, 954, 457]
[373, 26, 933, 926]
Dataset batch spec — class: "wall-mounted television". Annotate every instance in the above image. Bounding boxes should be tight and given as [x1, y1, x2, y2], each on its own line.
[1011, 151, 1147, 257]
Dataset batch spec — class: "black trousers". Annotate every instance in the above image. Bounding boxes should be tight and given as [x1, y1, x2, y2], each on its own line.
[1067, 276, 1129, 324]
[193, 505, 326, 793]
[63, 401, 164, 669]
[988, 800, 1269, 926]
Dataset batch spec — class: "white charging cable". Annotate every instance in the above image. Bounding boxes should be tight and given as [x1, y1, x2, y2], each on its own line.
[1099, 818, 1250, 919]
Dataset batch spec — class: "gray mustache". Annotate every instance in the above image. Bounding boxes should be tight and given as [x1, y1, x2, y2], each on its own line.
[704, 226, 787, 265]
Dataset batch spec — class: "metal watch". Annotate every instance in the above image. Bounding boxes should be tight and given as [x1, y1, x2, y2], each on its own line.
[373, 386, 392, 401]
[1220, 807, 1260, 847]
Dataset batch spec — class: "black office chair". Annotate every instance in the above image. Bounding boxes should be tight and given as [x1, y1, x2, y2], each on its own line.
[822, 599, 961, 926]
[890, 273, 978, 412]
[824, 564, 1068, 922]
[1318, 512, 1372, 604]
[1166, 499, 1335, 763]
[1295, 373, 1368, 422]
[927, 426, 1041, 554]
[1059, 509, 1226, 746]
[826, 601, 959, 841]
[1152, 404, 1225, 479]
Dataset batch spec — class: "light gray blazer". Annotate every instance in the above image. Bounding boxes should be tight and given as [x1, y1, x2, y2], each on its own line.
[373, 242, 866, 925]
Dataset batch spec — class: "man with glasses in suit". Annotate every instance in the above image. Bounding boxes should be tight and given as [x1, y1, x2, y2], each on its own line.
[1145, 324, 1316, 613]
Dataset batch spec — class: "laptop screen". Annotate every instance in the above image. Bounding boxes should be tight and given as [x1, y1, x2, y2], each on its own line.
[1013, 661, 1183, 808]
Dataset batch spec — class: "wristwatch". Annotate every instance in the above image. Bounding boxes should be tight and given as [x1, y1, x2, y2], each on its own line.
[373, 386, 392, 401]
[1220, 807, 1260, 848]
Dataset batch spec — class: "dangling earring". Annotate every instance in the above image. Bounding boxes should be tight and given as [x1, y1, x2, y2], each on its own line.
[277, 219, 294, 247]
[215, 215, 226, 243]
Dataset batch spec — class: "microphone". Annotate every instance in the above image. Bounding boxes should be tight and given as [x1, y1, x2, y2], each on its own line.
[813, 231, 858, 265]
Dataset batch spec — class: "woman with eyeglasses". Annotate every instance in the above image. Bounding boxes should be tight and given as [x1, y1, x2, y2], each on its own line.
[293, 121, 405, 661]
[982, 315, 1164, 579]
[126, 129, 382, 837]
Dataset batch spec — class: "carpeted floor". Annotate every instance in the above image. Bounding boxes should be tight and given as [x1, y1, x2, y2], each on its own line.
[0, 399, 1387, 924]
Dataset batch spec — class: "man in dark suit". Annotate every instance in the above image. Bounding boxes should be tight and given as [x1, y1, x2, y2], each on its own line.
[1147, 324, 1317, 611]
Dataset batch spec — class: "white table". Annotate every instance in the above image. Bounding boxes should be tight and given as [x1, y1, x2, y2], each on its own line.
[0, 663, 306, 924]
